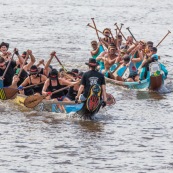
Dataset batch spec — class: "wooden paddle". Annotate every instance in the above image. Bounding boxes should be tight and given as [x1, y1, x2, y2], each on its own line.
[117, 23, 124, 35]
[91, 18, 105, 51]
[0, 82, 46, 100]
[156, 30, 171, 47]
[126, 27, 137, 42]
[87, 23, 104, 35]
[106, 93, 116, 106]
[24, 82, 80, 108]
[53, 54, 77, 81]
[114, 23, 127, 41]
[54, 54, 67, 72]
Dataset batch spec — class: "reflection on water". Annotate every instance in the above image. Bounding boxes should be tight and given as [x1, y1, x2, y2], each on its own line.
[78, 120, 104, 132]
[136, 90, 165, 100]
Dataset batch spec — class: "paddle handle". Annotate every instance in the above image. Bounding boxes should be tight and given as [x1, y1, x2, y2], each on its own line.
[110, 30, 119, 50]
[63, 72, 76, 81]
[156, 30, 171, 48]
[54, 55, 67, 72]
[126, 27, 137, 42]
[23, 82, 45, 90]
[91, 18, 105, 51]
[51, 81, 80, 95]
[91, 18, 100, 41]
[87, 23, 104, 35]
[114, 23, 127, 41]
[118, 23, 124, 35]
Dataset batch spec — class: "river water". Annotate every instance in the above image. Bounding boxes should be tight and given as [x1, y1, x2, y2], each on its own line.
[0, 0, 173, 172]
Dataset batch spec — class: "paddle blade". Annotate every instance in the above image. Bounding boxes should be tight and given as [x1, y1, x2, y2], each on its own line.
[106, 93, 116, 106]
[24, 95, 45, 108]
[0, 88, 18, 100]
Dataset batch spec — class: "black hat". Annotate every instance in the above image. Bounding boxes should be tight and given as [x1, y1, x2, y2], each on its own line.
[151, 47, 157, 53]
[22, 51, 27, 55]
[49, 69, 58, 80]
[66, 71, 76, 77]
[29, 65, 39, 75]
[85, 58, 98, 67]
[71, 69, 79, 75]
[0, 42, 9, 49]
[78, 72, 84, 79]
[59, 68, 64, 72]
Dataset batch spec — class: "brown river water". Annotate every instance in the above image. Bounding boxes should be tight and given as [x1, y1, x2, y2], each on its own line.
[0, 0, 173, 172]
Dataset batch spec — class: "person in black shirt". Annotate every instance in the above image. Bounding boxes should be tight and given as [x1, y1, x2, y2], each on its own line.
[75, 58, 107, 106]
[0, 57, 16, 87]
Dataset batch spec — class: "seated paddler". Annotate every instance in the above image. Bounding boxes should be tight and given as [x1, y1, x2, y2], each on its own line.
[18, 65, 47, 95]
[117, 55, 140, 82]
[42, 69, 79, 101]
[96, 44, 120, 77]
[139, 46, 168, 80]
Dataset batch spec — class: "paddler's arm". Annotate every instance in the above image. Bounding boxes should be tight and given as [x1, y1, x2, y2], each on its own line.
[100, 38, 109, 48]
[14, 48, 24, 65]
[44, 51, 55, 76]
[59, 78, 79, 86]
[91, 44, 100, 56]
[75, 84, 84, 99]
[96, 51, 106, 61]
[19, 77, 30, 87]
[131, 50, 143, 63]
[23, 50, 36, 71]
[40, 74, 47, 82]
[42, 79, 50, 95]
[101, 84, 107, 102]
[127, 44, 136, 54]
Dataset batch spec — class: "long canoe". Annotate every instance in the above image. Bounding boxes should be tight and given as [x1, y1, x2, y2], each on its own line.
[106, 72, 163, 90]
[106, 61, 164, 90]
[12, 94, 102, 118]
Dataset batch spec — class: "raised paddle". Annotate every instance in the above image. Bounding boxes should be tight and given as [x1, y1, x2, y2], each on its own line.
[126, 27, 137, 42]
[109, 29, 119, 50]
[54, 54, 67, 72]
[87, 23, 112, 41]
[87, 23, 104, 35]
[156, 30, 171, 47]
[118, 23, 124, 34]
[91, 18, 102, 42]
[91, 18, 105, 51]
[54, 54, 76, 81]
[24, 82, 80, 108]
[114, 23, 127, 41]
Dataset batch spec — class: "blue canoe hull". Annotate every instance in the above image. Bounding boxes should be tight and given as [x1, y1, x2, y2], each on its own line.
[13, 94, 100, 117]
[51, 103, 84, 113]
[106, 74, 163, 90]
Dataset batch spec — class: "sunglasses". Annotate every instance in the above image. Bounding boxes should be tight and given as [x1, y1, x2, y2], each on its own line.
[30, 73, 37, 75]
[105, 32, 110, 34]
